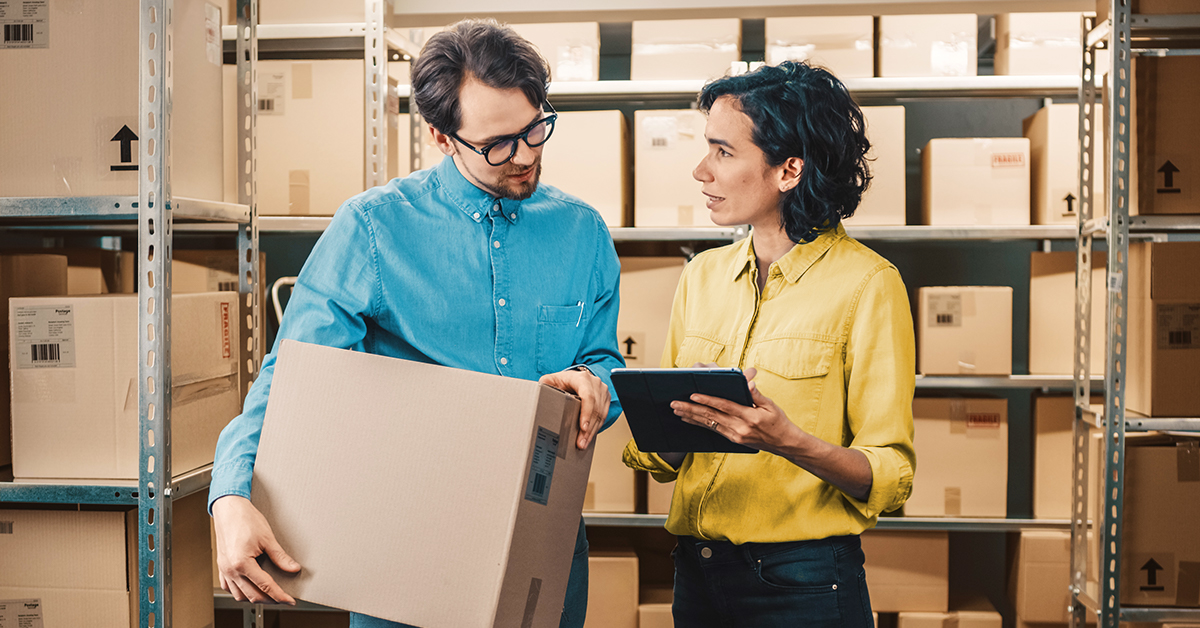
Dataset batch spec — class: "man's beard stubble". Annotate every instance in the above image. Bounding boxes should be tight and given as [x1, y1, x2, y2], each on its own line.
[484, 160, 542, 202]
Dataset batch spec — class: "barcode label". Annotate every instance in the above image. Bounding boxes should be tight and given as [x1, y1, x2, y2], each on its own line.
[30, 343, 59, 363]
[1157, 303, 1200, 350]
[936, 314, 954, 325]
[259, 72, 286, 115]
[217, 280, 238, 292]
[927, 293, 963, 328]
[651, 137, 668, 148]
[13, 304, 76, 369]
[258, 99, 275, 112]
[524, 426, 559, 506]
[0, 521, 12, 534]
[3, 23, 32, 42]
[1170, 331, 1193, 346]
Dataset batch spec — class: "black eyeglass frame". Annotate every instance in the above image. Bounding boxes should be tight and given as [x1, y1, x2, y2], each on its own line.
[448, 102, 558, 166]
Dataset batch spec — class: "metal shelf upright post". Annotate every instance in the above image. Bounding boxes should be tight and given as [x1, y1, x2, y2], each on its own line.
[1071, 6, 1200, 627]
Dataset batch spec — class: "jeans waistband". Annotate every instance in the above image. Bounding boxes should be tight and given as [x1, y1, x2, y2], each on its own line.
[677, 534, 861, 565]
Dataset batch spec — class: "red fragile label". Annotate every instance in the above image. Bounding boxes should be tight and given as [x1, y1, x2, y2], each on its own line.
[220, 302, 232, 359]
[991, 152, 1026, 168]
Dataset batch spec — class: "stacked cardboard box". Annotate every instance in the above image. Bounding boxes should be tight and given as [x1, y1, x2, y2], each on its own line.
[633, 109, 714, 228]
[995, 13, 1084, 77]
[908, 398, 1008, 517]
[918, 286, 1013, 375]
[878, 15, 977, 77]
[510, 22, 601, 82]
[9, 293, 241, 482]
[0, 492, 213, 628]
[1029, 250, 1107, 377]
[1024, 104, 1107, 225]
[764, 16, 874, 78]
[1126, 242, 1200, 417]
[922, 138, 1031, 225]
[0, 0, 223, 200]
[862, 530, 949, 612]
[541, 111, 629, 228]
[584, 552, 639, 628]
[1133, 57, 1200, 215]
[850, 106, 908, 226]
[631, 19, 741, 81]
[0, 255, 68, 467]
[1032, 395, 1102, 520]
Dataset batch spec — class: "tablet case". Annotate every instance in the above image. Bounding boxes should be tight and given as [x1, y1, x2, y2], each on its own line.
[611, 368, 758, 454]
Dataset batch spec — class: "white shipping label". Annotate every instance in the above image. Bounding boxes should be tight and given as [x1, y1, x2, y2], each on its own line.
[555, 44, 595, 81]
[0, 0, 48, 49]
[205, 3, 221, 66]
[642, 116, 678, 150]
[259, 72, 286, 115]
[930, 39, 969, 76]
[1157, 303, 1200, 350]
[927, 293, 963, 328]
[12, 304, 76, 369]
[0, 599, 45, 628]
[524, 426, 559, 506]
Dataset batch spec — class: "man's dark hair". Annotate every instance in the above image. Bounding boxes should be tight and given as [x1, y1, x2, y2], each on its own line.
[699, 61, 872, 243]
[411, 19, 550, 135]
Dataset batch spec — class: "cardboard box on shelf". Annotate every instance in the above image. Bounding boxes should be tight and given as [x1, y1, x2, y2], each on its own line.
[638, 602, 673, 628]
[1029, 250, 1107, 377]
[251, 340, 592, 627]
[631, 19, 741, 81]
[878, 15, 977, 78]
[921, 138, 1031, 225]
[1097, 0, 1200, 22]
[764, 16, 874, 78]
[862, 530, 949, 613]
[1117, 434, 1200, 608]
[585, 551, 639, 628]
[223, 60, 404, 216]
[1126, 242, 1200, 417]
[540, 110, 629, 228]
[1134, 56, 1200, 215]
[0, 0, 222, 200]
[0, 255, 68, 468]
[1032, 395, 1102, 520]
[0, 492, 213, 628]
[1011, 529, 1101, 624]
[995, 13, 1084, 77]
[633, 109, 715, 228]
[226, 0, 380, 24]
[9, 292, 241, 482]
[59, 249, 137, 296]
[917, 286, 1013, 375]
[617, 257, 685, 369]
[849, 105, 907, 226]
[897, 609, 1001, 628]
[586, 416, 636, 513]
[1025, 104, 1107, 225]
[908, 398, 1008, 517]
[509, 22, 600, 82]
[646, 476, 674, 515]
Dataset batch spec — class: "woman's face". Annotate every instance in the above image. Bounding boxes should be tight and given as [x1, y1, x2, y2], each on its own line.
[692, 96, 793, 230]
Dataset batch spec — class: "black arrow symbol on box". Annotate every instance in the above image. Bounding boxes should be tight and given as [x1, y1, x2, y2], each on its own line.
[1064, 192, 1076, 213]
[1141, 558, 1166, 591]
[110, 125, 138, 171]
[622, 336, 637, 357]
[1157, 160, 1181, 193]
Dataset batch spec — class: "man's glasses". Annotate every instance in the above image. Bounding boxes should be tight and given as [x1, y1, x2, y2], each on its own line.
[449, 102, 557, 167]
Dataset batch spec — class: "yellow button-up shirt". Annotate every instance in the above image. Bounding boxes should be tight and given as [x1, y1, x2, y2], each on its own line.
[623, 224, 916, 544]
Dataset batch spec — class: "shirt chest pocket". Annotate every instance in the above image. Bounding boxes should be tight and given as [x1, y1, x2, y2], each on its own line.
[536, 303, 586, 374]
[749, 338, 838, 435]
[673, 335, 728, 368]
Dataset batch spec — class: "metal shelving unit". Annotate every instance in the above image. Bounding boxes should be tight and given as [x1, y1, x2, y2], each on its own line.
[584, 513, 1073, 532]
[1070, 7, 1200, 627]
[0, 1, 259, 626]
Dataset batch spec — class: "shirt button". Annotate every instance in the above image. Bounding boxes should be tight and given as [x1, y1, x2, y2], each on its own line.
[493, 241, 501, 249]
[473, 212, 480, 220]
[510, 213, 516, 220]
[500, 357, 509, 365]
[700, 547, 713, 559]
[494, 202, 502, 212]
[498, 298, 506, 307]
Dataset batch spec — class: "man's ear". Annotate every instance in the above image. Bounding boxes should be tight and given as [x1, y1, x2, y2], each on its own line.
[430, 125, 456, 156]
[779, 157, 803, 193]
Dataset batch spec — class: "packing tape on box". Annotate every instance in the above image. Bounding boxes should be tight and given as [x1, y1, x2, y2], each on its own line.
[1180, 442, 1200, 482]
[950, 399, 967, 434]
[945, 486, 962, 515]
[521, 577, 543, 628]
[173, 374, 238, 405]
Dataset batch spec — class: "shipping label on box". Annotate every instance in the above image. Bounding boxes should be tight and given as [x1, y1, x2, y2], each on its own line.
[908, 398, 1008, 517]
[11, 304, 77, 369]
[918, 286, 1013, 375]
[922, 138, 1031, 225]
[1127, 242, 1200, 417]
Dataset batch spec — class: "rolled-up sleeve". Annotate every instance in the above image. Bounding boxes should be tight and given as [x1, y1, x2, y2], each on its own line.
[842, 265, 916, 518]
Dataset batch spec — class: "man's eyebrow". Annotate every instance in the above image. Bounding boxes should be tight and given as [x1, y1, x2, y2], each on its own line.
[480, 111, 545, 145]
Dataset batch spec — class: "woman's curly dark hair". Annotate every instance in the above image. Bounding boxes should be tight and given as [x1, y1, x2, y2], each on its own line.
[698, 61, 872, 243]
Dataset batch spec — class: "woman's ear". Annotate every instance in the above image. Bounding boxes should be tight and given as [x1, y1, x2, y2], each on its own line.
[779, 157, 804, 192]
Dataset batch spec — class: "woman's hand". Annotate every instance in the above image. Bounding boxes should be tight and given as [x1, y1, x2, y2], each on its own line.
[672, 367, 800, 455]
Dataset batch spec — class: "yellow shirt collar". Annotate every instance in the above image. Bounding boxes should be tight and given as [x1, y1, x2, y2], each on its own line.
[730, 223, 849, 284]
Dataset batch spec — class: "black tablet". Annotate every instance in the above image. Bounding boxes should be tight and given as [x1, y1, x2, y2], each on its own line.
[610, 367, 758, 454]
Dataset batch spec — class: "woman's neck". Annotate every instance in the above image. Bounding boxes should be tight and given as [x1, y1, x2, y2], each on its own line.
[750, 223, 794, 271]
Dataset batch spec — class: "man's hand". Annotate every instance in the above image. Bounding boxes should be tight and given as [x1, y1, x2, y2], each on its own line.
[539, 367, 610, 450]
[212, 495, 301, 605]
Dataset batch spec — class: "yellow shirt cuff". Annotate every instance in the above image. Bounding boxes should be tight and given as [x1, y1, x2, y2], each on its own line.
[847, 446, 914, 519]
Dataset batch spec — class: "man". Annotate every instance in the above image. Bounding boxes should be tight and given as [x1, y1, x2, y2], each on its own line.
[209, 20, 624, 628]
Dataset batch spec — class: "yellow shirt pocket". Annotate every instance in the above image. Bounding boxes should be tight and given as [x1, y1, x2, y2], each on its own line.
[673, 335, 728, 368]
[748, 337, 837, 435]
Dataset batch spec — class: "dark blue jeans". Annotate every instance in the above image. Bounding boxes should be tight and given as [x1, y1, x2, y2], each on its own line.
[672, 534, 874, 628]
[349, 518, 589, 628]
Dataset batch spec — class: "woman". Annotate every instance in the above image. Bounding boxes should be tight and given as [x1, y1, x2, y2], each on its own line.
[623, 61, 916, 627]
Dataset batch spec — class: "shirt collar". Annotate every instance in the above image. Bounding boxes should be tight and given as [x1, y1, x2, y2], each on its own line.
[730, 223, 847, 283]
[433, 155, 522, 224]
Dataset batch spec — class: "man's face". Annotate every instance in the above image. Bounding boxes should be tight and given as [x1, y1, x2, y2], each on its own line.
[432, 78, 546, 201]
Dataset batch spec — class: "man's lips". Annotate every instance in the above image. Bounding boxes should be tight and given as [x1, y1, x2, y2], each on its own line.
[508, 169, 534, 182]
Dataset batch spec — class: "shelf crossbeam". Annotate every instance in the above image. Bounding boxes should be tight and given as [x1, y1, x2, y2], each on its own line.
[583, 513, 1072, 532]
[0, 196, 249, 223]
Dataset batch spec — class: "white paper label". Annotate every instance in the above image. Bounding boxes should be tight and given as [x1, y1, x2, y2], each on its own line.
[524, 426, 559, 506]
[1157, 303, 1200, 350]
[927, 293, 963, 328]
[642, 116, 678, 150]
[13, 304, 76, 369]
[0, 599, 45, 628]
[0, 0, 49, 49]
[259, 72, 286, 115]
[930, 39, 969, 76]
[205, 3, 221, 66]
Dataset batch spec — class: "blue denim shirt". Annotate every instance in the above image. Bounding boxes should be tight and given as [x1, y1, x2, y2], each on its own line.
[208, 156, 625, 510]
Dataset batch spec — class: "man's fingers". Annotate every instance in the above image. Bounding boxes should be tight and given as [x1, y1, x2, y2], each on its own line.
[243, 563, 296, 605]
[264, 538, 302, 573]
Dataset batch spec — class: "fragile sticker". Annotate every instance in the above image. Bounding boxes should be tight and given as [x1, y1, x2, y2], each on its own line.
[0, 0, 49, 50]
[1156, 303, 1200, 350]
[258, 72, 286, 115]
[204, 3, 221, 66]
[12, 305, 76, 369]
[927, 293, 962, 328]
[0, 599, 45, 628]
[524, 426, 559, 506]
